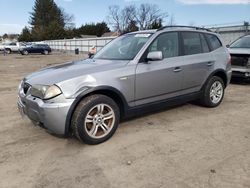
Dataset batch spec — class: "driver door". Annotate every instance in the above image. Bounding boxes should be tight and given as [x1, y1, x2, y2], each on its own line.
[135, 32, 183, 106]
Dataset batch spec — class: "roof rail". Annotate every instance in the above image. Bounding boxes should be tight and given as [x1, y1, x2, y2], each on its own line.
[157, 25, 212, 32]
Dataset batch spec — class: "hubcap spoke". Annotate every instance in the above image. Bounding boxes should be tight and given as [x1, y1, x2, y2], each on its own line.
[85, 114, 94, 123]
[100, 123, 109, 133]
[90, 124, 98, 136]
[97, 104, 104, 114]
[103, 111, 114, 120]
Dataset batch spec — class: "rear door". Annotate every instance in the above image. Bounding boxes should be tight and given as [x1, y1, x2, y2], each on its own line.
[180, 31, 215, 94]
[135, 32, 183, 106]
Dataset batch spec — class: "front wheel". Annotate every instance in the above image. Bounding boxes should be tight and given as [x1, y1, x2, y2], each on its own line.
[5, 49, 11, 54]
[23, 50, 29, 55]
[71, 94, 120, 145]
[199, 76, 225, 107]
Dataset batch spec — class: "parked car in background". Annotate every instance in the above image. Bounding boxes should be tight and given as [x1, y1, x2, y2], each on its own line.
[18, 26, 231, 145]
[0, 43, 5, 51]
[228, 35, 250, 80]
[4, 42, 26, 54]
[19, 44, 51, 55]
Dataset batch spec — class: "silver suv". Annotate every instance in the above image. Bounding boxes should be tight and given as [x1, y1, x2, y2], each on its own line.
[18, 26, 232, 144]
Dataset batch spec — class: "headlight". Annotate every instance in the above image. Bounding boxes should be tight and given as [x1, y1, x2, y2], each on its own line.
[30, 85, 62, 100]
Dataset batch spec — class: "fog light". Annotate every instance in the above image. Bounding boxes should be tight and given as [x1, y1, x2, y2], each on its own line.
[245, 72, 250, 77]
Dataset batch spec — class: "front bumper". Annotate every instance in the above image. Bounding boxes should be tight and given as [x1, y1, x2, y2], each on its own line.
[17, 93, 74, 136]
[232, 67, 250, 78]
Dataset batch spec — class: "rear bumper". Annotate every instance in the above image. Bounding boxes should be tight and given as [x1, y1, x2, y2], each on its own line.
[17, 94, 73, 136]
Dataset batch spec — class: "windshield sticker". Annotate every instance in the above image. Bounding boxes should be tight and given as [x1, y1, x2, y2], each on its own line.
[135, 34, 151, 38]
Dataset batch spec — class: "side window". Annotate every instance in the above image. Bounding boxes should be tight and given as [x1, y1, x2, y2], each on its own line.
[182, 32, 202, 55]
[206, 34, 222, 51]
[200, 34, 210, 53]
[148, 32, 179, 59]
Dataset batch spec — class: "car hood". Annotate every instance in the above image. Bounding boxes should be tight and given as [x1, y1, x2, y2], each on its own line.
[25, 58, 129, 85]
[228, 48, 250, 55]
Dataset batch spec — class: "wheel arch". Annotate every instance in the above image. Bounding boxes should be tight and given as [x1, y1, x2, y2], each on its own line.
[203, 69, 228, 90]
[64, 86, 128, 136]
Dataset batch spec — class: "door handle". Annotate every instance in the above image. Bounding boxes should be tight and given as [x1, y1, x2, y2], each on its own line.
[207, 61, 215, 66]
[173, 67, 182, 72]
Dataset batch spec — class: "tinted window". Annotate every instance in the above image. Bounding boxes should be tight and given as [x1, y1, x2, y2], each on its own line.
[182, 32, 202, 55]
[206, 34, 222, 50]
[148, 32, 179, 58]
[200, 34, 210, 53]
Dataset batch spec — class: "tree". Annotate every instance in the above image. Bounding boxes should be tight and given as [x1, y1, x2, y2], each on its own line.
[2, 33, 8, 39]
[126, 20, 139, 33]
[136, 4, 167, 30]
[29, 0, 67, 40]
[107, 4, 167, 32]
[95, 22, 111, 37]
[77, 22, 110, 37]
[108, 5, 137, 33]
[149, 19, 163, 29]
[18, 27, 33, 42]
[168, 14, 176, 26]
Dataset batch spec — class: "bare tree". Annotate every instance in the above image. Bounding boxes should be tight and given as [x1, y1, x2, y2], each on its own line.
[107, 5, 121, 32]
[135, 4, 168, 30]
[108, 5, 137, 32]
[107, 4, 167, 32]
[168, 14, 176, 26]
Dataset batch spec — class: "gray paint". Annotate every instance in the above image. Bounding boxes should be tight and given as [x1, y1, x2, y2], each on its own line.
[18, 28, 231, 135]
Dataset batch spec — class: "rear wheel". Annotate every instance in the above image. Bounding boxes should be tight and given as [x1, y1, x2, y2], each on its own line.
[71, 94, 120, 145]
[199, 76, 225, 107]
[43, 50, 49, 55]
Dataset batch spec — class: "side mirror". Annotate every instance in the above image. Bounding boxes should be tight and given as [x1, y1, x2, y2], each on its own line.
[147, 51, 163, 61]
[226, 44, 230, 48]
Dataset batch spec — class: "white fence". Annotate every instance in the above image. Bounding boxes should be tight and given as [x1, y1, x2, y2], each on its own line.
[44, 37, 116, 53]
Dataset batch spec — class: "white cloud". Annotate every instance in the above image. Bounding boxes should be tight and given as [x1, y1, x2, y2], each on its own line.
[176, 0, 250, 4]
[0, 24, 24, 35]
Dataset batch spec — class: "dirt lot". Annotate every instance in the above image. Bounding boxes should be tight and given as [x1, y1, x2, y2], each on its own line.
[0, 52, 249, 188]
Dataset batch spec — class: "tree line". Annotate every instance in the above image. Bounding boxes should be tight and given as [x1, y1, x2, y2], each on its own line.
[18, 0, 168, 42]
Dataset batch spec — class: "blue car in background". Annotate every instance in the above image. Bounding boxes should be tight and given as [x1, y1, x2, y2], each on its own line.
[20, 44, 51, 55]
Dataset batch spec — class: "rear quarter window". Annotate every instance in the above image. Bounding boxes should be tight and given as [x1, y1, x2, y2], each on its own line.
[206, 34, 222, 51]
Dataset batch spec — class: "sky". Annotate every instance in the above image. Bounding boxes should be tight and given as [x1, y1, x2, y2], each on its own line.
[0, 0, 249, 35]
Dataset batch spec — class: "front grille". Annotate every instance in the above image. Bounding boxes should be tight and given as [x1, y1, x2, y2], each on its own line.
[231, 54, 249, 67]
[23, 82, 31, 94]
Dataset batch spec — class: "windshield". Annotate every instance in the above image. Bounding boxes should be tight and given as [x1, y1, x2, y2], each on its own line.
[230, 36, 250, 48]
[94, 33, 152, 60]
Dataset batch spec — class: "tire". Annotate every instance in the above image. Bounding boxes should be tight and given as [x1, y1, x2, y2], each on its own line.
[5, 49, 11, 54]
[23, 50, 29, 55]
[199, 76, 225, 107]
[43, 50, 49, 55]
[71, 94, 120, 145]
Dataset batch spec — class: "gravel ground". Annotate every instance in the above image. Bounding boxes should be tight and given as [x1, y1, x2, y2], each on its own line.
[0, 52, 249, 188]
